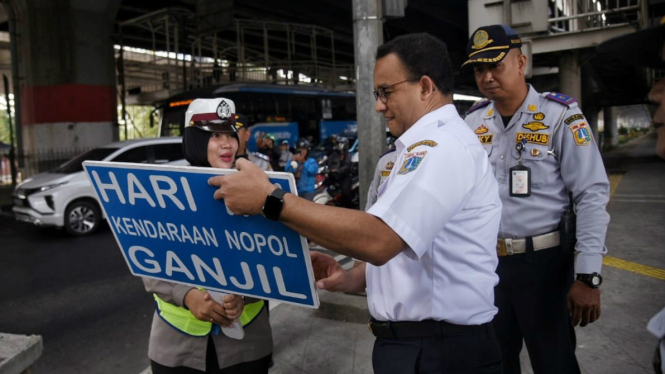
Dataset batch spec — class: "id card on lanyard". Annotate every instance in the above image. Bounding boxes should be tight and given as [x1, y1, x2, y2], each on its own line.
[510, 139, 531, 197]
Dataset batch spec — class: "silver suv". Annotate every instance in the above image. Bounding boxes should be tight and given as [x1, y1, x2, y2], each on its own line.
[13, 137, 184, 236]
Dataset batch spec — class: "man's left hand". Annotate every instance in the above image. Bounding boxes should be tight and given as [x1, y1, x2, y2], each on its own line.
[208, 158, 276, 216]
[568, 280, 601, 327]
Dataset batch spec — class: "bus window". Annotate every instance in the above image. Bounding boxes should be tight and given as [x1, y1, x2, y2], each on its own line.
[161, 110, 186, 137]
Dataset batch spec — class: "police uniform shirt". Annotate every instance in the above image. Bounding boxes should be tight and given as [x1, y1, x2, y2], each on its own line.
[366, 105, 502, 325]
[463, 84, 610, 274]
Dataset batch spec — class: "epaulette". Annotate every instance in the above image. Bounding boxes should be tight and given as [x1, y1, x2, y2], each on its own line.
[380, 148, 396, 158]
[465, 99, 491, 115]
[251, 152, 270, 161]
[544, 92, 577, 107]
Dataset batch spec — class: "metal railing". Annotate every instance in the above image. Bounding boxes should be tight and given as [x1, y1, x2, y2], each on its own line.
[548, 0, 643, 33]
[118, 11, 353, 105]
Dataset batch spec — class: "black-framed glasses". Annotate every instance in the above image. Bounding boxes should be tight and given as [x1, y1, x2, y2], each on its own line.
[373, 76, 421, 104]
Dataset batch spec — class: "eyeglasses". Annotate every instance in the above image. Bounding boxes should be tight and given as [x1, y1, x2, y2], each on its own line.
[373, 77, 421, 104]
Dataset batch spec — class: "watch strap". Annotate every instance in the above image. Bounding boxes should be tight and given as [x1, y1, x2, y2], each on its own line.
[263, 188, 287, 221]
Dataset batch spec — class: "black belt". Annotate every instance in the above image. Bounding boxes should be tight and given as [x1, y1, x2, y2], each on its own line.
[368, 318, 489, 339]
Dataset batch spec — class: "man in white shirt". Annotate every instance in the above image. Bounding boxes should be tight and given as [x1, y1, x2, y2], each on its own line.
[209, 33, 503, 374]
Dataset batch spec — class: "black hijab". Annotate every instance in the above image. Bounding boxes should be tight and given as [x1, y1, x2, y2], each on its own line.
[183, 126, 240, 167]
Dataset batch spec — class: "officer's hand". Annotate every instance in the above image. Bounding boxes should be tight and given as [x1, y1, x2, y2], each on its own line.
[203, 292, 244, 321]
[209, 158, 275, 216]
[568, 280, 601, 327]
[184, 289, 234, 327]
[310, 251, 350, 292]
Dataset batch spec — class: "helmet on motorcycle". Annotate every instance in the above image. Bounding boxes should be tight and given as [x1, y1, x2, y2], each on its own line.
[337, 137, 349, 153]
[296, 138, 311, 151]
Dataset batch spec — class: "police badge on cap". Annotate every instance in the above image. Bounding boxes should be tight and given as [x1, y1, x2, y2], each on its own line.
[462, 25, 523, 67]
[216, 100, 232, 120]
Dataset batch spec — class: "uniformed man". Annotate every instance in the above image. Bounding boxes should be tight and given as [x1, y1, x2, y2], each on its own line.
[234, 114, 272, 171]
[463, 25, 611, 374]
[209, 33, 504, 373]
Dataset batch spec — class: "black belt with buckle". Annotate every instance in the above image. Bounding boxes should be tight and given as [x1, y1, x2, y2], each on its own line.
[368, 318, 489, 339]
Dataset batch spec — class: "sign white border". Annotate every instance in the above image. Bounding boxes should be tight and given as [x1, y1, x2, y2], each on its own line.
[83, 160, 320, 309]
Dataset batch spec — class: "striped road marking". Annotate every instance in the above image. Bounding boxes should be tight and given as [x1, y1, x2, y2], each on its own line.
[603, 256, 665, 281]
[603, 171, 665, 281]
[608, 172, 624, 197]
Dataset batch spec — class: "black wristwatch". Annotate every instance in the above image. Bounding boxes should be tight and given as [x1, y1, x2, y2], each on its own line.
[262, 188, 287, 221]
[576, 273, 602, 288]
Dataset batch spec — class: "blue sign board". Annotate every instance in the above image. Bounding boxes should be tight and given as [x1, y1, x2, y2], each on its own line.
[83, 161, 319, 308]
[247, 122, 299, 153]
[319, 120, 357, 141]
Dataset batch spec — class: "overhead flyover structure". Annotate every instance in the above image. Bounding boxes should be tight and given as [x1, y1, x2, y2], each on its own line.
[468, 0, 659, 146]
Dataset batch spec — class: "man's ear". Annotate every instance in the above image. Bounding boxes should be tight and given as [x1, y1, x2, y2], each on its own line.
[518, 53, 527, 75]
[420, 76, 437, 100]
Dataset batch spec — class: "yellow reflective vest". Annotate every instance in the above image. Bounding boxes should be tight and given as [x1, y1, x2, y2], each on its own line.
[153, 293, 265, 337]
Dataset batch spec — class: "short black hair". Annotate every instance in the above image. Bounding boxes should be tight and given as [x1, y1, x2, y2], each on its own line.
[376, 33, 454, 95]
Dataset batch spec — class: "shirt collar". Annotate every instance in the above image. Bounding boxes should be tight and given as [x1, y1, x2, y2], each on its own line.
[396, 104, 457, 152]
[517, 84, 540, 115]
[482, 84, 539, 123]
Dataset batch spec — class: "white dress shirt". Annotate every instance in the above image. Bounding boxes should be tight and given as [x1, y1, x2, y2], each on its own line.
[366, 104, 502, 325]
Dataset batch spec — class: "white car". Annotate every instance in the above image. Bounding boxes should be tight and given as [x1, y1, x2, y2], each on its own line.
[12, 137, 184, 236]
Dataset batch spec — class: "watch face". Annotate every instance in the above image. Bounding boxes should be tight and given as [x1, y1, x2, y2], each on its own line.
[592, 276, 600, 286]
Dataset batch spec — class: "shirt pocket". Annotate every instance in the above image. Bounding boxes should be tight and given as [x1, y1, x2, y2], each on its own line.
[511, 144, 548, 188]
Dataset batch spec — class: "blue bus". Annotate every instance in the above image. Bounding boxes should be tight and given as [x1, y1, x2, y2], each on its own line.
[157, 83, 357, 147]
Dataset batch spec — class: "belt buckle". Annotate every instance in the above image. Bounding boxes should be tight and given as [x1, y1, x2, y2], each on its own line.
[497, 239, 514, 257]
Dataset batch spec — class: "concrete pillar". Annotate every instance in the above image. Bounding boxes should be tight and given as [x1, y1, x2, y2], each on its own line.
[353, 0, 384, 210]
[603, 106, 618, 147]
[559, 50, 582, 108]
[15, 0, 121, 159]
[583, 106, 600, 150]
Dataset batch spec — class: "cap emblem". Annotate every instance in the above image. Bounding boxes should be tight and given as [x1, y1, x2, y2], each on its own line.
[216, 100, 232, 120]
[472, 30, 492, 50]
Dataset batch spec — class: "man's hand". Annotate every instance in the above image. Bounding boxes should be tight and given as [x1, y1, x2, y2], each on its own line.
[568, 280, 601, 327]
[208, 158, 276, 216]
[311, 251, 358, 292]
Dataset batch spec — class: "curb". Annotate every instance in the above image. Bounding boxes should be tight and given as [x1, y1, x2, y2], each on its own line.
[0, 333, 43, 374]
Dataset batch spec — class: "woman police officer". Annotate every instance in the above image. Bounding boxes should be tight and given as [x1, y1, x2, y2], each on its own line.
[142, 98, 273, 374]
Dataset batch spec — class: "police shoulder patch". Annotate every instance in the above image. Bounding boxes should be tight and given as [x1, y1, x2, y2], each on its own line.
[407, 140, 438, 152]
[466, 100, 491, 115]
[398, 151, 427, 175]
[569, 122, 592, 146]
[544, 92, 578, 107]
[564, 113, 585, 125]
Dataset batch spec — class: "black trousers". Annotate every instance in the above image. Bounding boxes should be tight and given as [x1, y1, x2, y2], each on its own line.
[150, 336, 271, 374]
[372, 323, 503, 374]
[494, 244, 581, 374]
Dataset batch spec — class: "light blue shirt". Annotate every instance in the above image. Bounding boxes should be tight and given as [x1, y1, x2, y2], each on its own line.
[464, 85, 610, 274]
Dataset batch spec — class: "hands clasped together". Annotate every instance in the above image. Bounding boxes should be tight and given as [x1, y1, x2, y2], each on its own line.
[184, 289, 244, 328]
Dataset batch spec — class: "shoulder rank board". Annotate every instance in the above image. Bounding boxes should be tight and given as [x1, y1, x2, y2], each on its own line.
[545, 92, 578, 107]
[466, 100, 491, 115]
